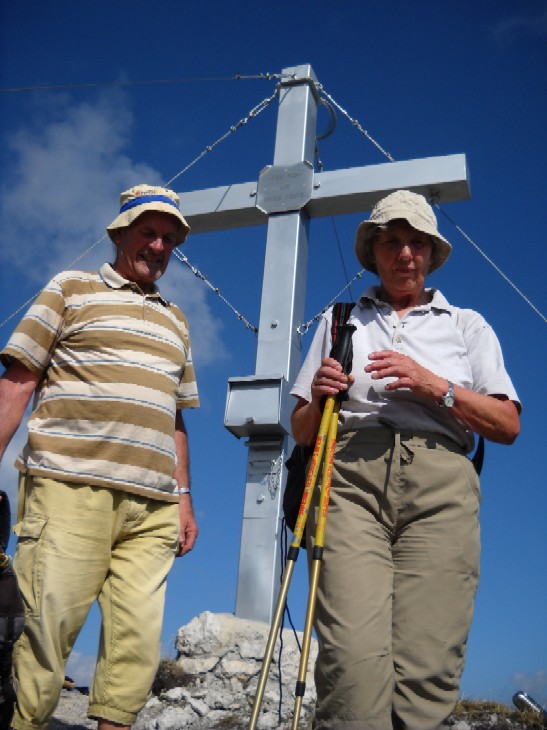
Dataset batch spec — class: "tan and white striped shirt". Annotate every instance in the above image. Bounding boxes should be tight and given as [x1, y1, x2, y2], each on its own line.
[1, 264, 199, 501]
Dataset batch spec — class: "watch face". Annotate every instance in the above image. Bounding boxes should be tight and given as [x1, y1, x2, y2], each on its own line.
[441, 381, 455, 408]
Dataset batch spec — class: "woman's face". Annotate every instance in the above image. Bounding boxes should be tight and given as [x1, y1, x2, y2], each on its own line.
[371, 220, 432, 302]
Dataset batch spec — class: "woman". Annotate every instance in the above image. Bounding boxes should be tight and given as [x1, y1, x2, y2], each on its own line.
[290, 190, 520, 730]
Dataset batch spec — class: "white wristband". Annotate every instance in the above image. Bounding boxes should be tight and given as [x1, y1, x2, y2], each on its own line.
[178, 487, 191, 495]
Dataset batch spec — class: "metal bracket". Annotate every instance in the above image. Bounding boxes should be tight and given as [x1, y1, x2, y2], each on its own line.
[278, 74, 322, 104]
[224, 375, 293, 438]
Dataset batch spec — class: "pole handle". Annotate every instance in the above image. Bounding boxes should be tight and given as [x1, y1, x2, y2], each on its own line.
[330, 323, 356, 374]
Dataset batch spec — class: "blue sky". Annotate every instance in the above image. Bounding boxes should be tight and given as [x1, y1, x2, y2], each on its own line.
[1, 0, 546, 709]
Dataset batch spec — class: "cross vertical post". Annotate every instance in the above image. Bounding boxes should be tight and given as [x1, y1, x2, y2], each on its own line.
[231, 64, 318, 621]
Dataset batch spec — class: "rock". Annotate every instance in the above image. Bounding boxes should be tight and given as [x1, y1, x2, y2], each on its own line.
[166, 611, 317, 727]
[154, 705, 199, 729]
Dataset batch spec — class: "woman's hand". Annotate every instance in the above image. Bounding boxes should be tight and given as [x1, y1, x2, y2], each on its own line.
[291, 358, 355, 446]
[365, 350, 445, 400]
[365, 349, 520, 444]
[310, 357, 355, 402]
[291, 357, 355, 446]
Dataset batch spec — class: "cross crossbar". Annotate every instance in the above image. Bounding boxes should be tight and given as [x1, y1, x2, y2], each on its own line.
[181, 155, 469, 233]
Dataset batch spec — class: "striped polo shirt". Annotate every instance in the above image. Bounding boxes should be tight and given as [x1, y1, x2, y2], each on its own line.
[0, 264, 199, 501]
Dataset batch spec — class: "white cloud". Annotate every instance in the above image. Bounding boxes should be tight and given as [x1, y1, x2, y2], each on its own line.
[492, 10, 547, 42]
[0, 90, 159, 283]
[65, 650, 96, 689]
[160, 262, 228, 368]
[0, 90, 226, 367]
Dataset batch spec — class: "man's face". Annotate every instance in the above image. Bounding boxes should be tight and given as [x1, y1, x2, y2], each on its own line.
[111, 211, 180, 293]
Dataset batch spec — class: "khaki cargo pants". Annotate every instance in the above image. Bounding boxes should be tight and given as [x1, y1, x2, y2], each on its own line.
[309, 427, 481, 730]
[11, 475, 179, 730]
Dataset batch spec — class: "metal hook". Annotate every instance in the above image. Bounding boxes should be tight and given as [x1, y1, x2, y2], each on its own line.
[316, 98, 337, 141]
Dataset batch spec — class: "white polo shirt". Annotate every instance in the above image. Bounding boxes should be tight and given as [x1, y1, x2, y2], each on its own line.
[290, 287, 520, 451]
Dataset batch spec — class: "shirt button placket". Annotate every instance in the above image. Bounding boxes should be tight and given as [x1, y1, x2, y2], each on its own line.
[393, 326, 404, 351]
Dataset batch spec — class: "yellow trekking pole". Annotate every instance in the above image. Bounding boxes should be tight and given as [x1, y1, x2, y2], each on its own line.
[247, 322, 355, 730]
[290, 321, 355, 729]
[290, 396, 340, 728]
[247, 397, 334, 730]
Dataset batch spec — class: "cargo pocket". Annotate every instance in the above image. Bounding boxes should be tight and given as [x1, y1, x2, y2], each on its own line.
[13, 515, 48, 618]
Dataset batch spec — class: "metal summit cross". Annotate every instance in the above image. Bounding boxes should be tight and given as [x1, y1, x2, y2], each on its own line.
[178, 63, 470, 624]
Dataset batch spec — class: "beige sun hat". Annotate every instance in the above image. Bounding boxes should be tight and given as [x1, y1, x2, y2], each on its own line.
[354, 189, 452, 274]
[107, 184, 190, 245]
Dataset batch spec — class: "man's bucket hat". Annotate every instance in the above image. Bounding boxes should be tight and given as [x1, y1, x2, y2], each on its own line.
[107, 184, 190, 245]
[355, 189, 452, 274]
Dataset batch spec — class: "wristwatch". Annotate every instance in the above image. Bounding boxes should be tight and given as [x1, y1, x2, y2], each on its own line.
[440, 381, 455, 408]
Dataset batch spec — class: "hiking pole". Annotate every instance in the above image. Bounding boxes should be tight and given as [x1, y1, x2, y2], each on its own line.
[247, 396, 336, 730]
[290, 323, 355, 730]
[247, 323, 355, 730]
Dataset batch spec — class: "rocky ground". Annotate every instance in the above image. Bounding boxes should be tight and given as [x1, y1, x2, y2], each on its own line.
[46, 613, 545, 730]
[50, 688, 546, 730]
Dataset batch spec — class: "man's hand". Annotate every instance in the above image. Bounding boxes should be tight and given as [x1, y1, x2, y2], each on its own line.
[176, 494, 198, 557]
[0, 362, 40, 460]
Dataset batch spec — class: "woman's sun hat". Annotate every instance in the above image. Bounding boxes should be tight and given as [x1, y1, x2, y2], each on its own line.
[107, 184, 190, 245]
[354, 189, 452, 274]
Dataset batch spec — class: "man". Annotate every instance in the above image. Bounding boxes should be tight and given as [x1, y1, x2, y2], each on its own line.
[0, 184, 200, 730]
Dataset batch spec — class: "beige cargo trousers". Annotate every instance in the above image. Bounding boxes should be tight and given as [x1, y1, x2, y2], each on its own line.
[309, 426, 481, 730]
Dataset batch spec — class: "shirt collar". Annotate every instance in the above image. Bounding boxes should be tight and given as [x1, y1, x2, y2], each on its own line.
[358, 285, 452, 314]
[99, 263, 169, 305]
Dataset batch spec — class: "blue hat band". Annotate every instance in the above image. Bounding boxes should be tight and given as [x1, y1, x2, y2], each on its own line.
[119, 195, 179, 214]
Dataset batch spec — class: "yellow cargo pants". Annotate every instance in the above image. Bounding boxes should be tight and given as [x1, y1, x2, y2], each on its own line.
[11, 475, 179, 730]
